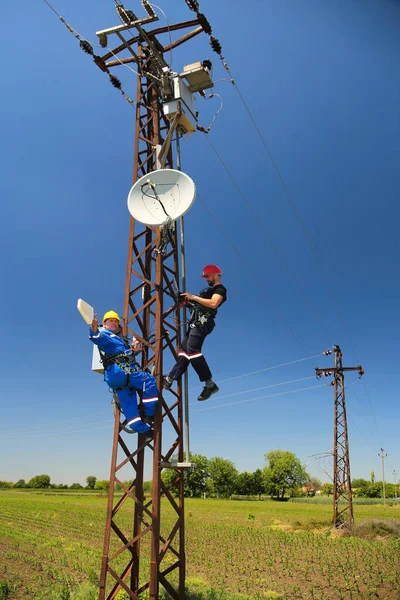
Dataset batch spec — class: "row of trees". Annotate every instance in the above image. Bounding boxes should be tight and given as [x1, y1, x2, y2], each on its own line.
[352, 479, 399, 499]
[2, 459, 396, 499]
[0, 475, 102, 490]
[162, 450, 310, 499]
[0, 475, 152, 493]
[0, 452, 309, 498]
[162, 456, 398, 499]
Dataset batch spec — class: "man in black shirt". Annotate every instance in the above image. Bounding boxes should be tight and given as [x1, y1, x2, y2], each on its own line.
[163, 264, 227, 401]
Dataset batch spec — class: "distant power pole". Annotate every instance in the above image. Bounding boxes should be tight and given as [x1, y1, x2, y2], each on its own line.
[315, 345, 364, 528]
[378, 448, 387, 507]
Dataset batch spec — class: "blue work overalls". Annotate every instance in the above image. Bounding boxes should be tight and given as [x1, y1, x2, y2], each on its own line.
[89, 328, 158, 434]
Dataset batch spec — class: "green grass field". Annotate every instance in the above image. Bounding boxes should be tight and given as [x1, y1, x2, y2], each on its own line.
[0, 491, 399, 599]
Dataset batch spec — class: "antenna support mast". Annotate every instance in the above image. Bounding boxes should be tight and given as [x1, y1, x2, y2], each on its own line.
[90, 4, 214, 598]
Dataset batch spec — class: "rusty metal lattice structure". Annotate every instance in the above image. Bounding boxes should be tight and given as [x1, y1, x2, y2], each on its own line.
[331, 346, 354, 527]
[93, 10, 210, 600]
[315, 345, 364, 527]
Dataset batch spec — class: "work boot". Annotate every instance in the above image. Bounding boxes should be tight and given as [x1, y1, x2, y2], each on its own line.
[141, 429, 154, 441]
[143, 415, 154, 426]
[163, 375, 173, 390]
[197, 383, 219, 401]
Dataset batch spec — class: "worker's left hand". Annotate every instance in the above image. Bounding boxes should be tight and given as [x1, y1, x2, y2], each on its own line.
[181, 292, 194, 301]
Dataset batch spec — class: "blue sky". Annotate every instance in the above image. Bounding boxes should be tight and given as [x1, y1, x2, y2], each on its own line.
[1, 0, 399, 486]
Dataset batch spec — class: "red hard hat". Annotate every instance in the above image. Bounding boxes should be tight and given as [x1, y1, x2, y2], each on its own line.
[201, 264, 222, 278]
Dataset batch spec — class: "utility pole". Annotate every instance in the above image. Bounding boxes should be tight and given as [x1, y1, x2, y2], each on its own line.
[378, 448, 387, 507]
[315, 345, 364, 528]
[76, 3, 219, 599]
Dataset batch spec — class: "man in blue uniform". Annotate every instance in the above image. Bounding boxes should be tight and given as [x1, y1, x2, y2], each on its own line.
[163, 264, 227, 401]
[89, 310, 158, 439]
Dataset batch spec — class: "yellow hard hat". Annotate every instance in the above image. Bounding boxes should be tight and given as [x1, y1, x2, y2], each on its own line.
[103, 310, 120, 323]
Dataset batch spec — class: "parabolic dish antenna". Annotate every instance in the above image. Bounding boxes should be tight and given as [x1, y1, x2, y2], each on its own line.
[127, 169, 196, 226]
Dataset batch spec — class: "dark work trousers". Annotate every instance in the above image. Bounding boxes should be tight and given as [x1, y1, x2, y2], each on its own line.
[169, 321, 215, 382]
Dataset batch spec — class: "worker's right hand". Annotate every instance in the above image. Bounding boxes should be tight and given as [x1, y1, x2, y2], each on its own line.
[132, 337, 144, 352]
[91, 316, 98, 333]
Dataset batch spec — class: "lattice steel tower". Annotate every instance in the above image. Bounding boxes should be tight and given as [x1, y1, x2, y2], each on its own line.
[86, 3, 217, 599]
[315, 345, 364, 527]
[44, 0, 225, 594]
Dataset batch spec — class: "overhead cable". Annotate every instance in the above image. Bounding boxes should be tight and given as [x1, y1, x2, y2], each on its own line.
[189, 0, 362, 376]
[113, 0, 173, 68]
[199, 93, 223, 133]
[189, 351, 330, 390]
[210, 375, 317, 401]
[203, 134, 334, 344]
[219, 61, 362, 369]
[2, 419, 112, 438]
[197, 192, 314, 360]
[42, 0, 136, 106]
[346, 378, 383, 448]
[148, 3, 173, 67]
[194, 383, 328, 412]
[0, 409, 110, 436]
[193, 8, 381, 445]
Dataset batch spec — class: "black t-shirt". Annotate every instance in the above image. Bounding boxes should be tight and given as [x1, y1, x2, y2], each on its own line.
[188, 284, 227, 325]
[198, 284, 227, 314]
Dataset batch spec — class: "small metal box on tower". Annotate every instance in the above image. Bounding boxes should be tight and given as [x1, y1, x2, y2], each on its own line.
[181, 61, 213, 93]
[163, 75, 197, 135]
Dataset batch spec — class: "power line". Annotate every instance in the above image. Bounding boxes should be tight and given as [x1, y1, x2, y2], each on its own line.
[203, 134, 334, 344]
[200, 31, 382, 448]
[2, 419, 112, 438]
[112, 0, 173, 69]
[221, 64, 361, 366]
[359, 380, 382, 444]
[197, 192, 313, 360]
[200, 93, 223, 133]
[0, 409, 110, 435]
[191, 375, 316, 404]
[194, 382, 328, 412]
[42, 0, 60, 17]
[189, 351, 329, 390]
[146, 2, 173, 67]
[42, 0, 136, 105]
[105, 45, 141, 79]
[197, 18, 363, 372]
[345, 378, 383, 448]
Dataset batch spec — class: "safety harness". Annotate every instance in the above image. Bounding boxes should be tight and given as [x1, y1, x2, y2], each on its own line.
[99, 336, 141, 392]
[188, 302, 217, 326]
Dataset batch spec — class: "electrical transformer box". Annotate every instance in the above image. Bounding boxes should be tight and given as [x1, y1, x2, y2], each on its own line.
[163, 76, 197, 135]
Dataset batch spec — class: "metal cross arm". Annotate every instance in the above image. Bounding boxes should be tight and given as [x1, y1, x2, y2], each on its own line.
[95, 16, 158, 39]
[314, 365, 364, 378]
[96, 18, 206, 68]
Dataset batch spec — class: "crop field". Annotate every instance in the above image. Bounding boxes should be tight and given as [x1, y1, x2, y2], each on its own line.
[0, 491, 399, 599]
